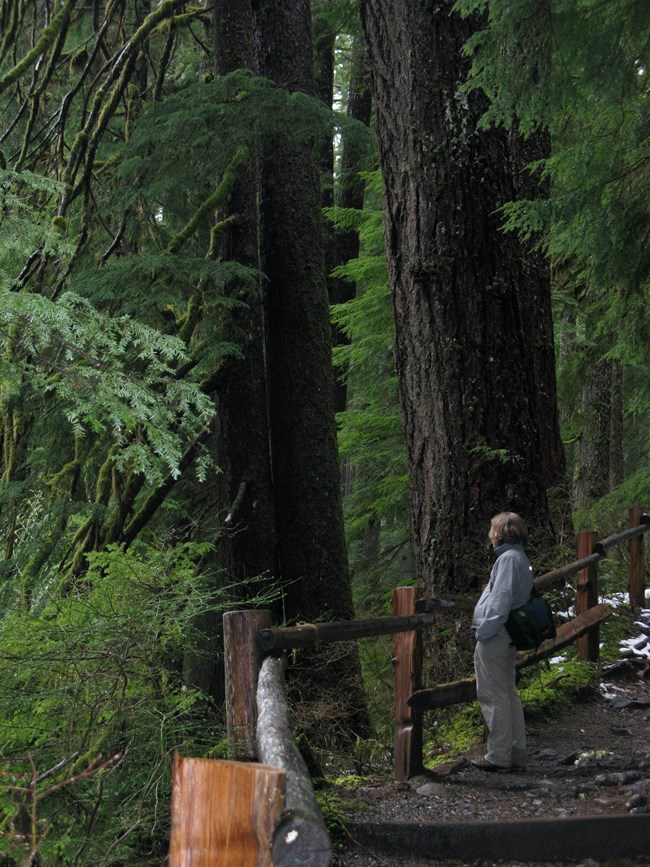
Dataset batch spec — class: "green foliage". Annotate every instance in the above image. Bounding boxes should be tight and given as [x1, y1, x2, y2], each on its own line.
[0, 169, 75, 287]
[517, 658, 598, 718]
[456, 0, 649, 296]
[0, 541, 247, 865]
[115, 70, 352, 219]
[0, 287, 215, 482]
[425, 702, 484, 767]
[328, 172, 411, 602]
[574, 468, 650, 532]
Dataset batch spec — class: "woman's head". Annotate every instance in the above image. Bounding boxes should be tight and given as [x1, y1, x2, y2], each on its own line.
[489, 512, 528, 547]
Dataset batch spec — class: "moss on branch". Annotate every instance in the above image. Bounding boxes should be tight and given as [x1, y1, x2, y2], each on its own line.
[0, 0, 76, 96]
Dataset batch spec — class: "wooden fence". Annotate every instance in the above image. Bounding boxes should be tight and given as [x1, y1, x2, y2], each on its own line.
[169, 508, 649, 865]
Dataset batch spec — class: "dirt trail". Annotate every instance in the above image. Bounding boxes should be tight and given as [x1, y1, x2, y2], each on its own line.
[337, 609, 650, 867]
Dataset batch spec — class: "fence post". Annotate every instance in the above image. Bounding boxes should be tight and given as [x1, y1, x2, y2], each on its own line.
[629, 507, 646, 608]
[169, 755, 285, 866]
[575, 532, 599, 662]
[392, 586, 423, 781]
[224, 609, 273, 760]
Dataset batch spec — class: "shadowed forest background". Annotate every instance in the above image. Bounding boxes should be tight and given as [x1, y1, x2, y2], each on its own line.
[0, 0, 648, 862]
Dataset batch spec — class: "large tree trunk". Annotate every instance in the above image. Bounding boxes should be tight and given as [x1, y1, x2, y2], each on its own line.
[360, 0, 563, 594]
[609, 359, 624, 489]
[182, 0, 279, 698]
[211, 0, 278, 590]
[253, 0, 368, 735]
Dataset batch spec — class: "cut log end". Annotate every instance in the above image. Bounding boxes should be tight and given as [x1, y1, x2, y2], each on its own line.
[272, 809, 333, 867]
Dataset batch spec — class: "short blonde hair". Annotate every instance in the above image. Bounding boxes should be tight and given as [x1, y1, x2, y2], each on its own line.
[490, 512, 528, 546]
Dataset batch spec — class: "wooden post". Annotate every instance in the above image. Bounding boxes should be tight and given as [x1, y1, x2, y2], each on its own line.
[629, 507, 646, 608]
[575, 532, 599, 661]
[224, 609, 272, 760]
[392, 587, 423, 781]
[169, 755, 285, 867]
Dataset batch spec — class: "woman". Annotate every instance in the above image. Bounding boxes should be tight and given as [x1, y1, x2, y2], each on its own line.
[470, 512, 533, 773]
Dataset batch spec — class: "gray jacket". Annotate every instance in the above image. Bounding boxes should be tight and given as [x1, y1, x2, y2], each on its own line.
[471, 543, 534, 642]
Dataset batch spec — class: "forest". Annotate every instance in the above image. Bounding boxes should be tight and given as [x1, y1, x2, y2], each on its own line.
[0, 0, 648, 862]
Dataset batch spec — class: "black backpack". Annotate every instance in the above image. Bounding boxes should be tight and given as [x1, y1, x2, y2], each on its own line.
[505, 589, 556, 650]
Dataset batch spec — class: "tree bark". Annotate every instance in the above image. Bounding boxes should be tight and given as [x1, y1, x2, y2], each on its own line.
[253, 0, 369, 735]
[609, 358, 624, 489]
[182, 0, 279, 700]
[211, 0, 278, 591]
[360, 0, 563, 594]
[253, 0, 353, 625]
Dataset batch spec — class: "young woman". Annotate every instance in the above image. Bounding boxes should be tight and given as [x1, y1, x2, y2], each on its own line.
[470, 512, 533, 773]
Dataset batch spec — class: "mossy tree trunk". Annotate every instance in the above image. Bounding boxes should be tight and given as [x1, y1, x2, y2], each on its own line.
[210, 0, 278, 591]
[253, 0, 369, 736]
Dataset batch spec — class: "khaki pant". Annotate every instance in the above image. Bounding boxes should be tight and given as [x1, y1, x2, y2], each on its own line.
[474, 632, 527, 767]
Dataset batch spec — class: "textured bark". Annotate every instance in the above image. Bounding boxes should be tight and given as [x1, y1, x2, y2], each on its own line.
[360, 0, 563, 593]
[253, 0, 353, 625]
[610, 359, 624, 488]
[508, 130, 567, 502]
[210, 0, 278, 591]
[253, 0, 369, 735]
[182, 1, 278, 700]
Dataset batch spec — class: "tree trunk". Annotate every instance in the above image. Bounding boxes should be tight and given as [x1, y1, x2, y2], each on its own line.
[609, 358, 624, 489]
[253, 0, 352, 624]
[253, 0, 369, 735]
[182, 0, 279, 699]
[211, 0, 278, 590]
[360, 0, 562, 594]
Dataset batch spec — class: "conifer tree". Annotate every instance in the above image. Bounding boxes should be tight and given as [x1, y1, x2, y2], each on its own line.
[360, 0, 566, 593]
[456, 0, 650, 520]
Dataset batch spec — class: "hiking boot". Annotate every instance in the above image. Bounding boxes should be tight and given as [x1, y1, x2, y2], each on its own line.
[470, 758, 511, 774]
[510, 764, 527, 773]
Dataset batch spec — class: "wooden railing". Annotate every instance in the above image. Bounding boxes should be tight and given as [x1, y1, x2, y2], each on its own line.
[168, 508, 649, 865]
[400, 508, 650, 779]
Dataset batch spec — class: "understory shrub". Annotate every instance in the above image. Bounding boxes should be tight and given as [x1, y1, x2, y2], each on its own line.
[0, 542, 247, 865]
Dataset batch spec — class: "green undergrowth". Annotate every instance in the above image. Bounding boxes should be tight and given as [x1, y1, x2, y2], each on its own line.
[0, 541, 272, 865]
[316, 785, 370, 852]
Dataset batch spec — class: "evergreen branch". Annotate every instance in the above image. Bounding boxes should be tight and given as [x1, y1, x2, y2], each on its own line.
[120, 427, 211, 548]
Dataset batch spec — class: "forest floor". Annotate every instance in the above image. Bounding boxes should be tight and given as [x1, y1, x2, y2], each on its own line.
[335, 608, 650, 867]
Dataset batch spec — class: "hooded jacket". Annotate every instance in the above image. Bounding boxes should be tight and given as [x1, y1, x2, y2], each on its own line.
[471, 543, 534, 642]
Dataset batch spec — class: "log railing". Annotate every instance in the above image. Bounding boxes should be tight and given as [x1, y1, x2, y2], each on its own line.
[169, 508, 648, 864]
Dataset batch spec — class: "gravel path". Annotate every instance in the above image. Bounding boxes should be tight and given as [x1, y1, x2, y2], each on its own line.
[335, 610, 650, 867]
